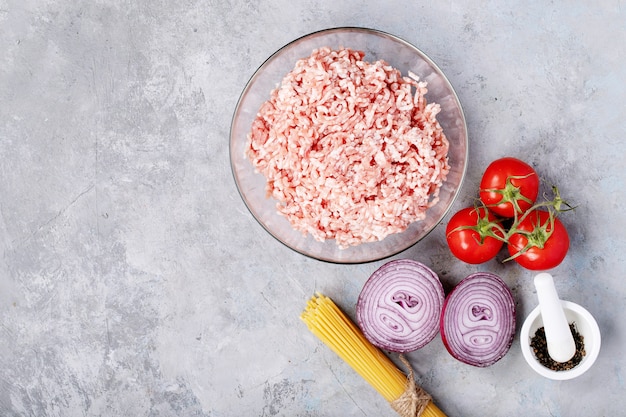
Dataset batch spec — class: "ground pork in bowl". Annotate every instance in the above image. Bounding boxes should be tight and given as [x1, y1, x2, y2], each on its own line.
[230, 27, 468, 263]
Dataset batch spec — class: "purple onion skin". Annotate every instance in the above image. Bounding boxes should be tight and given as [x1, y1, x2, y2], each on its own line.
[356, 259, 445, 353]
[440, 272, 516, 367]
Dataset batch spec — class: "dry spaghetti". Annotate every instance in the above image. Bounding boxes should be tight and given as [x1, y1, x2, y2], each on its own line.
[301, 293, 447, 417]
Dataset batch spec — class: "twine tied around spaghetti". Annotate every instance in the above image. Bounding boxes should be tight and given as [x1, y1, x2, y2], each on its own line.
[390, 355, 432, 417]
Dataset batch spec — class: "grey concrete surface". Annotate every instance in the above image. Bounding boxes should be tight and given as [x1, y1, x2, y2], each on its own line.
[1, 1, 625, 416]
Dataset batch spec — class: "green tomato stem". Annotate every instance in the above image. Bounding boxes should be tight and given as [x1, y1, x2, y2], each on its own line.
[483, 173, 536, 215]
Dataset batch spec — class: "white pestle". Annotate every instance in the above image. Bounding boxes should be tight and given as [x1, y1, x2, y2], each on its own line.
[534, 273, 577, 363]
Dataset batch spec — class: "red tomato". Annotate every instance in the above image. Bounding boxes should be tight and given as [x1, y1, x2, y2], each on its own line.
[479, 157, 540, 218]
[446, 206, 505, 264]
[507, 210, 569, 270]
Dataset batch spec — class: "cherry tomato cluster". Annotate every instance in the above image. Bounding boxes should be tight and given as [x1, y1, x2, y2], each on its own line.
[445, 157, 574, 270]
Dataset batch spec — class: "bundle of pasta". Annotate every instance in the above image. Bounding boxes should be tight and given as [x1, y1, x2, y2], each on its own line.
[301, 293, 447, 417]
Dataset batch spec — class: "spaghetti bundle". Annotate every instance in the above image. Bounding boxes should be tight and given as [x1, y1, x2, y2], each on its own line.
[301, 293, 447, 417]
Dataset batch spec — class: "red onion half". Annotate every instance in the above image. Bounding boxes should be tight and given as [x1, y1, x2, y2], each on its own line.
[440, 272, 516, 367]
[357, 259, 445, 353]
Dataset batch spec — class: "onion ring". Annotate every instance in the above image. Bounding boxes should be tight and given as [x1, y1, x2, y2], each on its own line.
[440, 272, 516, 367]
[357, 259, 445, 353]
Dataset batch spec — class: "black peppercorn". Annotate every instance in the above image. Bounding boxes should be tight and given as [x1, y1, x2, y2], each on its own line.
[530, 322, 586, 371]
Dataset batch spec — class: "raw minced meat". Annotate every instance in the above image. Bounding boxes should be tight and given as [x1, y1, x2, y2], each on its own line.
[246, 47, 449, 248]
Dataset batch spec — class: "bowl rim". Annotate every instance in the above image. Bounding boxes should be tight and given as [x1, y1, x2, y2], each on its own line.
[520, 300, 601, 380]
[229, 26, 468, 263]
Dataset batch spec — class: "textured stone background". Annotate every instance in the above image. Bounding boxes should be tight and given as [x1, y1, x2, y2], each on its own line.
[1, 0, 625, 416]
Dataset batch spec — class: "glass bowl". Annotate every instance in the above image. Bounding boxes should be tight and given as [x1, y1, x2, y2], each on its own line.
[230, 27, 468, 263]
